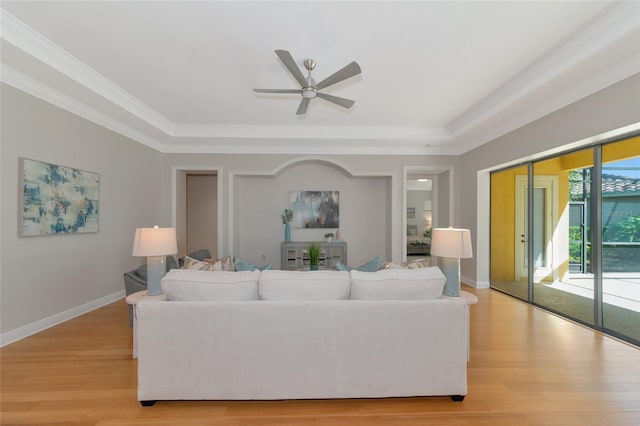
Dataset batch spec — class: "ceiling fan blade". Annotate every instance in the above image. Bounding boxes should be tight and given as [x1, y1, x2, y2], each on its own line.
[254, 89, 302, 94]
[315, 61, 361, 90]
[316, 92, 355, 109]
[275, 50, 307, 88]
[296, 98, 310, 115]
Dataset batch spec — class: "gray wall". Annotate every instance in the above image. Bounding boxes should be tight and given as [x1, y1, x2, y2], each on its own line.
[164, 154, 460, 269]
[459, 73, 640, 287]
[0, 84, 165, 341]
[186, 174, 218, 257]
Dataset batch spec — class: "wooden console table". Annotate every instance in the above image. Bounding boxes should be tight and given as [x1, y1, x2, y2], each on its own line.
[281, 241, 347, 270]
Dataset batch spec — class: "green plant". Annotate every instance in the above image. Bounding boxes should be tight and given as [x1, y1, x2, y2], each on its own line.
[605, 215, 640, 242]
[308, 242, 321, 265]
[281, 209, 293, 224]
[569, 225, 583, 263]
[324, 232, 334, 238]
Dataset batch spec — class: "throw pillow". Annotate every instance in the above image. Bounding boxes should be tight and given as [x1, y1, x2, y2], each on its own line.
[405, 257, 431, 268]
[234, 257, 272, 271]
[336, 256, 383, 272]
[382, 257, 431, 269]
[183, 255, 215, 271]
[213, 255, 235, 271]
[178, 249, 212, 267]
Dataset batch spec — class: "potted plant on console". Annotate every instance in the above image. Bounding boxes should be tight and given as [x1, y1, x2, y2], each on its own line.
[324, 232, 334, 243]
[308, 242, 321, 270]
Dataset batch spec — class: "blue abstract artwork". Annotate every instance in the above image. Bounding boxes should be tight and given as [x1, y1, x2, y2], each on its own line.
[20, 158, 99, 236]
[289, 191, 339, 229]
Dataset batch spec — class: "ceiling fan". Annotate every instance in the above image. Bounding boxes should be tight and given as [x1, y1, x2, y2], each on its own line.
[254, 50, 362, 115]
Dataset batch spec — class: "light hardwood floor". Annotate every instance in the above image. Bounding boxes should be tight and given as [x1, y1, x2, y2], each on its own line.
[2, 288, 639, 425]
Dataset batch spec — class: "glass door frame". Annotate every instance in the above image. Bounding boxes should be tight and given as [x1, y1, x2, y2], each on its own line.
[489, 131, 640, 346]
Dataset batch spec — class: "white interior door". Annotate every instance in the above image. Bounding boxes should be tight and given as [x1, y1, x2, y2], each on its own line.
[515, 175, 558, 282]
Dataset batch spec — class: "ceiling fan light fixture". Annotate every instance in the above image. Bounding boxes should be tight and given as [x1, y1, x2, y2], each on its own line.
[302, 88, 317, 99]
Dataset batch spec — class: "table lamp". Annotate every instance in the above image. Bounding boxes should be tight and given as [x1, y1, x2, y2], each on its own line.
[430, 227, 473, 297]
[132, 226, 177, 296]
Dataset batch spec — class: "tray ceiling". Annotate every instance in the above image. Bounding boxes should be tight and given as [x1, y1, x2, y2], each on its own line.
[1, 1, 638, 155]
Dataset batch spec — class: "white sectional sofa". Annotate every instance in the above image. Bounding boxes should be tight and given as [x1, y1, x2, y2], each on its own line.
[136, 267, 470, 406]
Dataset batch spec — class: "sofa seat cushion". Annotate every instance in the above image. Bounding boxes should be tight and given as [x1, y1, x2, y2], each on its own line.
[258, 270, 351, 300]
[350, 267, 445, 300]
[161, 269, 259, 301]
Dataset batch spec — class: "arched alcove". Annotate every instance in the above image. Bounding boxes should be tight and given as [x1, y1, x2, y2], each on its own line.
[229, 157, 396, 268]
[272, 157, 355, 178]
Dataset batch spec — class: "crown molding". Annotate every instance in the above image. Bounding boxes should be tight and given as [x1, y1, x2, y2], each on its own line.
[0, 9, 175, 135]
[454, 58, 640, 154]
[447, 1, 640, 141]
[2, 64, 458, 156]
[1, 64, 166, 152]
[161, 140, 460, 156]
[172, 123, 450, 142]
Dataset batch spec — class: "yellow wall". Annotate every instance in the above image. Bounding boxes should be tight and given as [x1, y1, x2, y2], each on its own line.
[490, 165, 526, 281]
[603, 135, 640, 162]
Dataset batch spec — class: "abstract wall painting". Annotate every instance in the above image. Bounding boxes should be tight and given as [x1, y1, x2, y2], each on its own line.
[289, 191, 339, 229]
[19, 158, 99, 236]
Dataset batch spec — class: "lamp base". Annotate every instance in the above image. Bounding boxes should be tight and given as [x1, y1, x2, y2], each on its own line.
[439, 256, 461, 297]
[147, 255, 166, 296]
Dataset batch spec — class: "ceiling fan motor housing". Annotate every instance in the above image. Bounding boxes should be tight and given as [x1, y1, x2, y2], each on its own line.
[303, 59, 317, 71]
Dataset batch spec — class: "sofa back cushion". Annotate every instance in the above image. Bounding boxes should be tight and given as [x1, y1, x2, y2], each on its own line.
[161, 269, 259, 301]
[258, 270, 351, 300]
[350, 267, 445, 300]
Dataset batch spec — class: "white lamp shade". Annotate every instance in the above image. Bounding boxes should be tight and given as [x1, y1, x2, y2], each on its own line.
[430, 228, 473, 259]
[132, 227, 177, 257]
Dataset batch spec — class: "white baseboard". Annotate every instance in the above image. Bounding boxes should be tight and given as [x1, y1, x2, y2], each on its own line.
[0, 290, 125, 347]
[475, 281, 490, 289]
[461, 276, 491, 289]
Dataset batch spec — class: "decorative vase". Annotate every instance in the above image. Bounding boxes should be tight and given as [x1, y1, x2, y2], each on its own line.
[326, 237, 333, 243]
[284, 223, 291, 242]
[335, 229, 341, 240]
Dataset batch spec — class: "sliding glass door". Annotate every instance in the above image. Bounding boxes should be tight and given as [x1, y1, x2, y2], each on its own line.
[532, 148, 594, 325]
[490, 135, 640, 345]
[490, 165, 528, 300]
[601, 139, 640, 342]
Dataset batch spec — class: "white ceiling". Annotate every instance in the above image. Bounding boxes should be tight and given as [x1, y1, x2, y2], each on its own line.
[1, 1, 639, 155]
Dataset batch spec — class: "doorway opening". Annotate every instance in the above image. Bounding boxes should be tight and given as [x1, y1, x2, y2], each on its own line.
[406, 178, 434, 261]
[172, 168, 221, 259]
